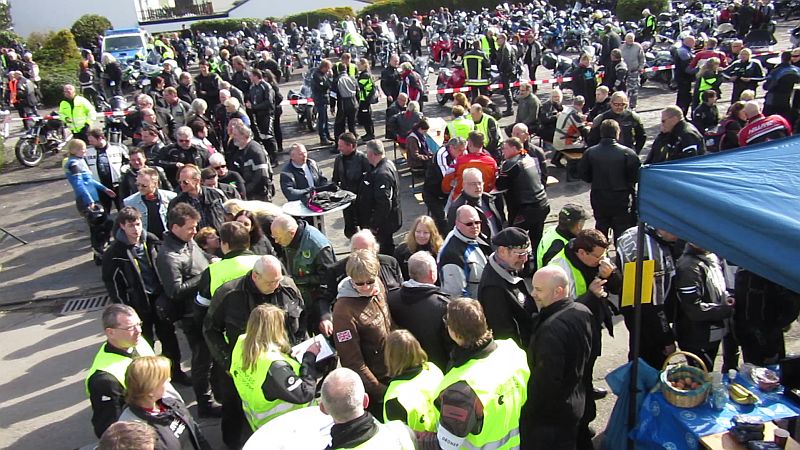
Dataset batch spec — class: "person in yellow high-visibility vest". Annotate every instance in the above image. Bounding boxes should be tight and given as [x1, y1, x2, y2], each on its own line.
[230, 304, 321, 431]
[431, 298, 530, 450]
[382, 330, 443, 432]
[85, 304, 182, 438]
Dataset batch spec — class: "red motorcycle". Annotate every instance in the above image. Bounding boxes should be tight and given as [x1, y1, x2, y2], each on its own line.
[430, 32, 453, 67]
[435, 66, 466, 105]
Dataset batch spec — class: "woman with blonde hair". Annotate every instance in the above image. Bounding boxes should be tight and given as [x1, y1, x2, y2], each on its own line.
[119, 356, 210, 450]
[393, 215, 443, 280]
[453, 92, 471, 111]
[230, 304, 320, 431]
[693, 57, 722, 109]
[382, 330, 443, 431]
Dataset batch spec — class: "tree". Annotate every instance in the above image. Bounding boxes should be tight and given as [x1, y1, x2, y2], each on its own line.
[0, 3, 13, 32]
[35, 29, 81, 66]
[71, 14, 112, 49]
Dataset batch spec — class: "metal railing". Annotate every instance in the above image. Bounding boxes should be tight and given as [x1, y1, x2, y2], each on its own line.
[138, 1, 214, 22]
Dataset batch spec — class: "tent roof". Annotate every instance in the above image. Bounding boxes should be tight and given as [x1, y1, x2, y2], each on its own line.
[638, 136, 800, 292]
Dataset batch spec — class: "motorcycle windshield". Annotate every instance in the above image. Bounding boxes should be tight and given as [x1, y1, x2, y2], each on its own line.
[319, 23, 334, 40]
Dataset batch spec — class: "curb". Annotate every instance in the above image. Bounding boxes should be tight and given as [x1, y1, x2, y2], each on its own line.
[0, 174, 64, 188]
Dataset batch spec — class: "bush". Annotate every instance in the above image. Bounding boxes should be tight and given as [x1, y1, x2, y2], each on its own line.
[0, 30, 23, 48]
[34, 29, 81, 66]
[358, 0, 509, 19]
[26, 31, 54, 52]
[38, 60, 80, 106]
[190, 18, 264, 35]
[71, 14, 112, 49]
[284, 7, 355, 28]
[616, 0, 668, 22]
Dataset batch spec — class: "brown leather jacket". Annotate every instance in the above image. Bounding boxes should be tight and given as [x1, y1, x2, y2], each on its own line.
[332, 278, 395, 400]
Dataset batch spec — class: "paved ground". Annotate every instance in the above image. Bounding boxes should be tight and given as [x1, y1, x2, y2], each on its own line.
[1, 20, 799, 449]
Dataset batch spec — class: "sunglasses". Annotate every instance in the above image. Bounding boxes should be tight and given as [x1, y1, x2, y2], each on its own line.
[114, 322, 143, 331]
[214, 164, 227, 169]
[353, 279, 376, 287]
[612, 102, 627, 107]
[460, 220, 481, 227]
[136, 183, 151, 188]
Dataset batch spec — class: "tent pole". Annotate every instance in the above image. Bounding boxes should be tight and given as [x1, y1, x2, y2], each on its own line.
[627, 221, 646, 450]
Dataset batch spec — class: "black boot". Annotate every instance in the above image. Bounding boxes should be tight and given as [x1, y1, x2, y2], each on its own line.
[197, 395, 223, 417]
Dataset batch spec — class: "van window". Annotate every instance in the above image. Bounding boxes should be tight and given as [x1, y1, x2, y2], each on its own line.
[104, 35, 145, 52]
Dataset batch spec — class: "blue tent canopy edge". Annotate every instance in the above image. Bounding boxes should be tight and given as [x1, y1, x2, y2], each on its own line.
[638, 135, 800, 293]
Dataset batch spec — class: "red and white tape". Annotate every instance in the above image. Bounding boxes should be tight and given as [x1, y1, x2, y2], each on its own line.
[4, 109, 131, 122]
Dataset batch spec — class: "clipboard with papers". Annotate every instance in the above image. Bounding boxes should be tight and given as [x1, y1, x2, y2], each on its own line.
[291, 334, 335, 362]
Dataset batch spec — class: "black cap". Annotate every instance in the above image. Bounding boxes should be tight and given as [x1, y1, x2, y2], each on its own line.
[559, 203, 590, 224]
[492, 227, 530, 249]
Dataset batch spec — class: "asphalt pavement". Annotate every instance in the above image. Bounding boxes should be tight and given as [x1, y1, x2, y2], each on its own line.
[1, 20, 799, 449]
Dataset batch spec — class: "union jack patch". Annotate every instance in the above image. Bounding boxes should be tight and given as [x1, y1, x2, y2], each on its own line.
[336, 330, 353, 343]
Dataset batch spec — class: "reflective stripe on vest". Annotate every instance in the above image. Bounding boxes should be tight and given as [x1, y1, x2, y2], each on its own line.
[208, 255, 261, 297]
[382, 362, 444, 432]
[358, 76, 374, 102]
[549, 249, 588, 297]
[230, 334, 306, 430]
[463, 55, 489, 86]
[435, 339, 530, 450]
[536, 227, 569, 269]
[342, 420, 416, 450]
[697, 76, 718, 102]
[448, 116, 474, 140]
[85, 340, 155, 396]
[473, 115, 492, 147]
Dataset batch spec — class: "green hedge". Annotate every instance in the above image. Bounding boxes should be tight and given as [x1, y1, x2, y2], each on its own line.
[284, 7, 355, 28]
[71, 14, 112, 49]
[358, 0, 511, 18]
[190, 18, 264, 34]
[39, 61, 80, 106]
[616, 0, 668, 22]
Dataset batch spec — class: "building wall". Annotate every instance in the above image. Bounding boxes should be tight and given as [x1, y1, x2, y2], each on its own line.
[10, 0, 140, 38]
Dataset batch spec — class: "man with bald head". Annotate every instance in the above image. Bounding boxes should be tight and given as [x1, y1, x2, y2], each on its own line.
[446, 167, 504, 242]
[673, 34, 697, 115]
[204, 254, 307, 447]
[738, 100, 792, 146]
[525, 266, 594, 450]
[318, 230, 403, 336]
[158, 125, 211, 184]
[388, 251, 452, 369]
[271, 213, 336, 331]
[320, 368, 417, 448]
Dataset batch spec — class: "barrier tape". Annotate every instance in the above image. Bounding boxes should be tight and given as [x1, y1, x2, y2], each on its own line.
[5, 109, 131, 122]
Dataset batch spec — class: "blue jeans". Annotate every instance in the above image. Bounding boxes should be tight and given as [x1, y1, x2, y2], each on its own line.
[316, 101, 330, 140]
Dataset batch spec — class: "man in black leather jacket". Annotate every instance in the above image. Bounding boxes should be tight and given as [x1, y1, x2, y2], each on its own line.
[578, 119, 641, 241]
[246, 68, 278, 162]
[357, 140, 402, 255]
[496, 137, 549, 247]
[311, 59, 334, 144]
[586, 91, 647, 154]
[645, 105, 706, 164]
[333, 132, 371, 238]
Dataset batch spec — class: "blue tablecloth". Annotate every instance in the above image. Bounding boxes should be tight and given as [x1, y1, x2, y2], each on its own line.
[632, 378, 800, 450]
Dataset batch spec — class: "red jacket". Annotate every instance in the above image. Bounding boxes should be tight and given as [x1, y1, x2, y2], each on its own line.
[690, 49, 730, 68]
[738, 114, 792, 147]
[442, 150, 498, 200]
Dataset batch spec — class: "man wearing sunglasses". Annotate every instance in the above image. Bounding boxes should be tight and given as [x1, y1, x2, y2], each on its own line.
[586, 91, 647, 155]
[548, 228, 621, 448]
[438, 205, 492, 298]
[85, 304, 182, 438]
[157, 126, 211, 185]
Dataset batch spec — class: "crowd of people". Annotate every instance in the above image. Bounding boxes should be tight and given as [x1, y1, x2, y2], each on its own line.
[34, 4, 800, 450]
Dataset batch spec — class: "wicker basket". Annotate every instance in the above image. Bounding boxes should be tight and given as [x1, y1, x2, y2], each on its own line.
[660, 351, 712, 408]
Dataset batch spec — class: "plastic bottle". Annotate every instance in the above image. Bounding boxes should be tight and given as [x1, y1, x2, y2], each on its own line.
[710, 372, 727, 411]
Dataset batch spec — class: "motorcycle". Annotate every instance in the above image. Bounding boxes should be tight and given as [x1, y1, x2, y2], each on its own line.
[430, 32, 453, 67]
[103, 96, 129, 145]
[541, 50, 573, 87]
[14, 113, 69, 167]
[435, 66, 466, 105]
[641, 43, 675, 89]
[287, 71, 317, 131]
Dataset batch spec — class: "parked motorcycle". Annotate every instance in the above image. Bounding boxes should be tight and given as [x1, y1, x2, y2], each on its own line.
[15, 113, 69, 167]
[287, 71, 317, 131]
[435, 66, 466, 105]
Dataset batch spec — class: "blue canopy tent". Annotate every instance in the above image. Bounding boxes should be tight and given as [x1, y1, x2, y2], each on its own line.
[625, 136, 800, 448]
